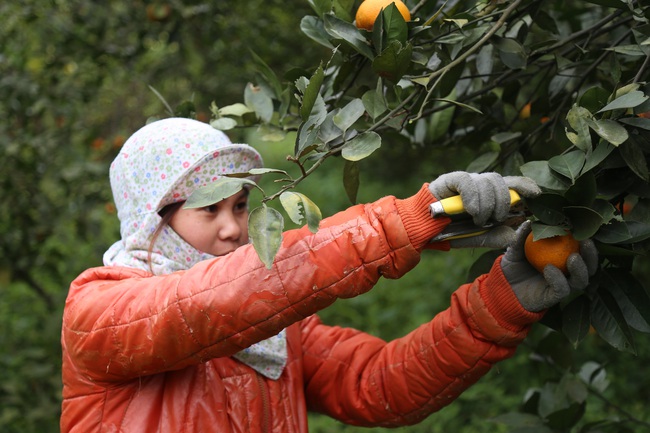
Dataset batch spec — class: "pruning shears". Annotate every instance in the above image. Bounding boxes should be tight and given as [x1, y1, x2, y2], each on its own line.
[429, 189, 527, 242]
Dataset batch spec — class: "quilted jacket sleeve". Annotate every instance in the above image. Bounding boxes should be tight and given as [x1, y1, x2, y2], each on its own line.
[63, 185, 449, 382]
[300, 257, 543, 427]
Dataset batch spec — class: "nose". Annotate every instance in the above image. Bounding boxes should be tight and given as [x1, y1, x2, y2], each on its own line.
[217, 210, 243, 241]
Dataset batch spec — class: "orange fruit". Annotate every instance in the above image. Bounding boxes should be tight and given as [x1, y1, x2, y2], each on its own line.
[355, 0, 411, 31]
[524, 232, 580, 275]
[519, 102, 531, 119]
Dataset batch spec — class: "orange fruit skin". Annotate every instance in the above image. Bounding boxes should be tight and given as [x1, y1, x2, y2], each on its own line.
[524, 232, 580, 275]
[355, 0, 411, 31]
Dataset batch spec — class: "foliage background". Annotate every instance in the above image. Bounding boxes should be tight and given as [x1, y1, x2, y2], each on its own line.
[1, 1, 649, 432]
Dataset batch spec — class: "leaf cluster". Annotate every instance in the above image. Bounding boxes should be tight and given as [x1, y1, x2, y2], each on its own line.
[190, 1, 650, 389]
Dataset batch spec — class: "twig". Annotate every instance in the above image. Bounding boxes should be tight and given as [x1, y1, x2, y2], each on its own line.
[262, 151, 330, 202]
[634, 52, 650, 83]
[536, 352, 650, 429]
[424, 0, 524, 83]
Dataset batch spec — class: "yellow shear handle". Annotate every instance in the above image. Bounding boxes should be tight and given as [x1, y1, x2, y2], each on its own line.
[429, 189, 521, 217]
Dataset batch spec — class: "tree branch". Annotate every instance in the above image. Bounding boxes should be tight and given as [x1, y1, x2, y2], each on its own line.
[13, 269, 55, 311]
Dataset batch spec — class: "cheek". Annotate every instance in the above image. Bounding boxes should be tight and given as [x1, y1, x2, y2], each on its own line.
[240, 215, 249, 240]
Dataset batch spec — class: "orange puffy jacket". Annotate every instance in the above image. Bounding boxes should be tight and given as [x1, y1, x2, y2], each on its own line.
[61, 185, 542, 432]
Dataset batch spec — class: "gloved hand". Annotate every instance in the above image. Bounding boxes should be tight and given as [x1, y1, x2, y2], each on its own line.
[500, 221, 599, 312]
[428, 171, 541, 226]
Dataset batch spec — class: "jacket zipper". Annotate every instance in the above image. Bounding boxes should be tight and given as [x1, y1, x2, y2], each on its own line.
[256, 374, 271, 433]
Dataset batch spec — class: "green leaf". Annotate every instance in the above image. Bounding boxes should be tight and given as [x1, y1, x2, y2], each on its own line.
[434, 98, 483, 114]
[476, 44, 494, 82]
[591, 199, 617, 225]
[184, 178, 257, 209]
[536, 332, 574, 370]
[565, 105, 592, 152]
[548, 151, 586, 184]
[586, 119, 629, 146]
[210, 117, 238, 131]
[341, 131, 382, 161]
[466, 152, 498, 173]
[372, 40, 413, 83]
[323, 13, 374, 59]
[590, 287, 636, 354]
[537, 381, 568, 419]
[562, 296, 591, 348]
[466, 250, 502, 283]
[426, 99, 456, 141]
[307, 0, 332, 16]
[249, 50, 283, 99]
[619, 116, 650, 130]
[371, 8, 385, 54]
[279, 191, 322, 233]
[597, 90, 648, 112]
[582, 141, 615, 174]
[295, 115, 324, 157]
[545, 402, 586, 430]
[249, 205, 284, 269]
[219, 103, 254, 117]
[565, 172, 597, 206]
[520, 160, 571, 191]
[530, 222, 570, 240]
[343, 160, 360, 204]
[300, 16, 336, 49]
[332, 0, 354, 20]
[225, 167, 287, 179]
[579, 86, 611, 113]
[492, 36, 527, 69]
[318, 109, 344, 144]
[256, 124, 287, 142]
[362, 81, 388, 120]
[333, 98, 365, 132]
[299, 63, 325, 121]
[526, 193, 570, 226]
[381, 3, 408, 45]
[619, 139, 650, 181]
[564, 206, 604, 240]
[595, 220, 650, 244]
[578, 362, 609, 392]
[601, 269, 650, 333]
[491, 132, 521, 144]
[249, 168, 289, 176]
[244, 83, 273, 123]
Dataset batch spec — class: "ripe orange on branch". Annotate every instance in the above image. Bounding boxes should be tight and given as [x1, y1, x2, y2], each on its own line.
[355, 0, 411, 31]
[524, 232, 580, 275]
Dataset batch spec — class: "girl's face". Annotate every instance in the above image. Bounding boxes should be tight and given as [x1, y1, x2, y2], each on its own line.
[168, 189, 250, 257]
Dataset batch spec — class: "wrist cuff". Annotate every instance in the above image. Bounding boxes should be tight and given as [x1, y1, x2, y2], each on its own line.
[482, 257, 545, 329]
[395, 183, 450, 251]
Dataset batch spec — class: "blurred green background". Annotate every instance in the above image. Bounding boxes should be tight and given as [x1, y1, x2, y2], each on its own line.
[1, 1, 648, 432]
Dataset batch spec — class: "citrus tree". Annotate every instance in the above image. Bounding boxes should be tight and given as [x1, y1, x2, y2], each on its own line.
[186, 0, 650, 430]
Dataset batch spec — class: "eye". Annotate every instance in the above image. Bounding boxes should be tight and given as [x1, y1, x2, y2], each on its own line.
[203, 204, 218, 213]
[234, 199, 249, 213]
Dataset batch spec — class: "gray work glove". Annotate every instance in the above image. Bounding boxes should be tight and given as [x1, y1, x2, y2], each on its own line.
[500, 221, 599, 312]
[428, 171, 541, 226]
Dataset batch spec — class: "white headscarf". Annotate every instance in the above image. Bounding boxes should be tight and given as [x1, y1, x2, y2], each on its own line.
[103, 117, 287, 379]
